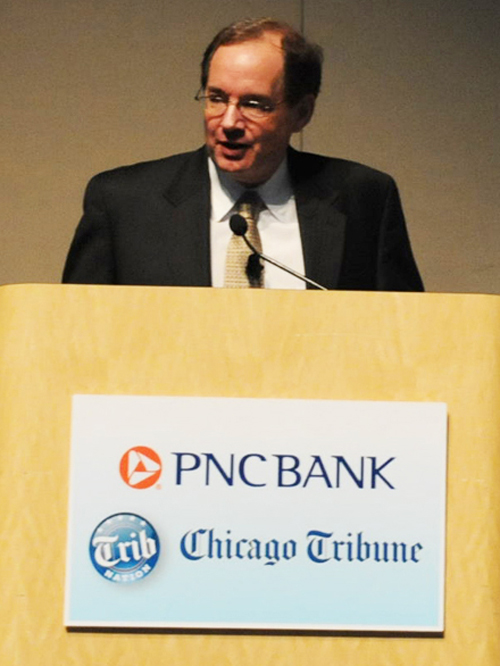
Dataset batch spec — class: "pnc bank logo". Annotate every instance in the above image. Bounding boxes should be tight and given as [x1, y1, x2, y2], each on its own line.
[120, 446, 162, 489]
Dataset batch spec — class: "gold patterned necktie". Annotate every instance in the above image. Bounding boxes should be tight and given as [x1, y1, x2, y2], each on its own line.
[224, 191, 264, 288]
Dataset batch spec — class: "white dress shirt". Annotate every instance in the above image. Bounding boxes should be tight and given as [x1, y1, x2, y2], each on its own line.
[209, 157, 306, 289]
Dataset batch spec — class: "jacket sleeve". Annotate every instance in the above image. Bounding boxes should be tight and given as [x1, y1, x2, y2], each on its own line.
[62, 174, 117, 284]
[376, 178, 424, 292]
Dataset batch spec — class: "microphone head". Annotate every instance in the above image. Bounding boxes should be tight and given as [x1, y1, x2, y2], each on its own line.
[229, 214, 248, 236]
[246, 252, 263, 286]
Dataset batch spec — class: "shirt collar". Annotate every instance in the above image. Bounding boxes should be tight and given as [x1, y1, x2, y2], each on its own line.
[208, 156, 294, 223]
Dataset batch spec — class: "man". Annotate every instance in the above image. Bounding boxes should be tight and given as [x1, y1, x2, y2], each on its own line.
[62, 18, 423, 291]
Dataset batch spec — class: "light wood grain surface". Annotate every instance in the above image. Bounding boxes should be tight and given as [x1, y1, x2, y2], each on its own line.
[1, 285, 499, 665]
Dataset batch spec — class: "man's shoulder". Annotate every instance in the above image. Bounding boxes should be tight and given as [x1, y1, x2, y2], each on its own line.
[288, 148, 396, 189]
[86, 147, 207, 192]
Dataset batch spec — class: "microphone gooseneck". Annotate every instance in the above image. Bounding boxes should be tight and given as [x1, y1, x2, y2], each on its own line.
[228, 214, 328, 291]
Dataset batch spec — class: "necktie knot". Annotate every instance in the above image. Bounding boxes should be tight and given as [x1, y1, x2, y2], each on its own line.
[237, 190, 263, 222]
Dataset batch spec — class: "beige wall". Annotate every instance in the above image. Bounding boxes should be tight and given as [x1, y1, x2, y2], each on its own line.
[2, 0, 499, 292]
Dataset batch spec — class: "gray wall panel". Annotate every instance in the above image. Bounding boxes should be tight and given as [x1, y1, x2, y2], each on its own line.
[303, 0, 500, 292]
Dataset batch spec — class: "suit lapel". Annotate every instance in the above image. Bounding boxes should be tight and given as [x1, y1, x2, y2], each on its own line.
[161, 147, 212, 286]
[289, 148, 346, 290]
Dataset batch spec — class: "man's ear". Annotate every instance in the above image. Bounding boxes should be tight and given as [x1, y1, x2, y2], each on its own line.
[292, 94, 316, 133]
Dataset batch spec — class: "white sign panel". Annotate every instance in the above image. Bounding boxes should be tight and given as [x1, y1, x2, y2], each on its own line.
[65, 396, 447, 631]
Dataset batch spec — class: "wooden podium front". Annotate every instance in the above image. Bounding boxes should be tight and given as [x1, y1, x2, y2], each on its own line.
[1, 284, 499, 665]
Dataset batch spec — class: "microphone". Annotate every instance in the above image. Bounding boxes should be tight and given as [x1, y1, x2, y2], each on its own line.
[229, 214, 328, 291]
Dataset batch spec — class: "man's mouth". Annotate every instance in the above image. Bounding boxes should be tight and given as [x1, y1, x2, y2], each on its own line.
[219, 141, 251, 152]
[219, 141, 250, 160]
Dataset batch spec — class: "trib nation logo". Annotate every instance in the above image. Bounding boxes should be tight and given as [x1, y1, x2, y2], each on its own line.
[120, 446, 162, 489]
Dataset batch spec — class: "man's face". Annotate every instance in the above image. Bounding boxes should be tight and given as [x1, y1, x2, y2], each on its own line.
[204, 32, 312, 186]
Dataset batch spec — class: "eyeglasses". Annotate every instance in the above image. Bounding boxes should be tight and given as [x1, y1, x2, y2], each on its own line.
[195, 89, 285, 121]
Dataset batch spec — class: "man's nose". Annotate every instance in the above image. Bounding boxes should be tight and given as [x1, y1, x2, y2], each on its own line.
[220, 101, 245, 130]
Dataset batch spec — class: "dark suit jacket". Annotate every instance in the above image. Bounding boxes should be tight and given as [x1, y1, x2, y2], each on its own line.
[62, 146, 423, 291]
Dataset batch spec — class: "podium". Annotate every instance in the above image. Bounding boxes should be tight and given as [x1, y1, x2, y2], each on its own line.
[1, 284, 499, 664]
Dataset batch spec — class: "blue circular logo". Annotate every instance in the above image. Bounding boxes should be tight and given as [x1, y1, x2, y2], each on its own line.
[89, 513, 160, 583]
